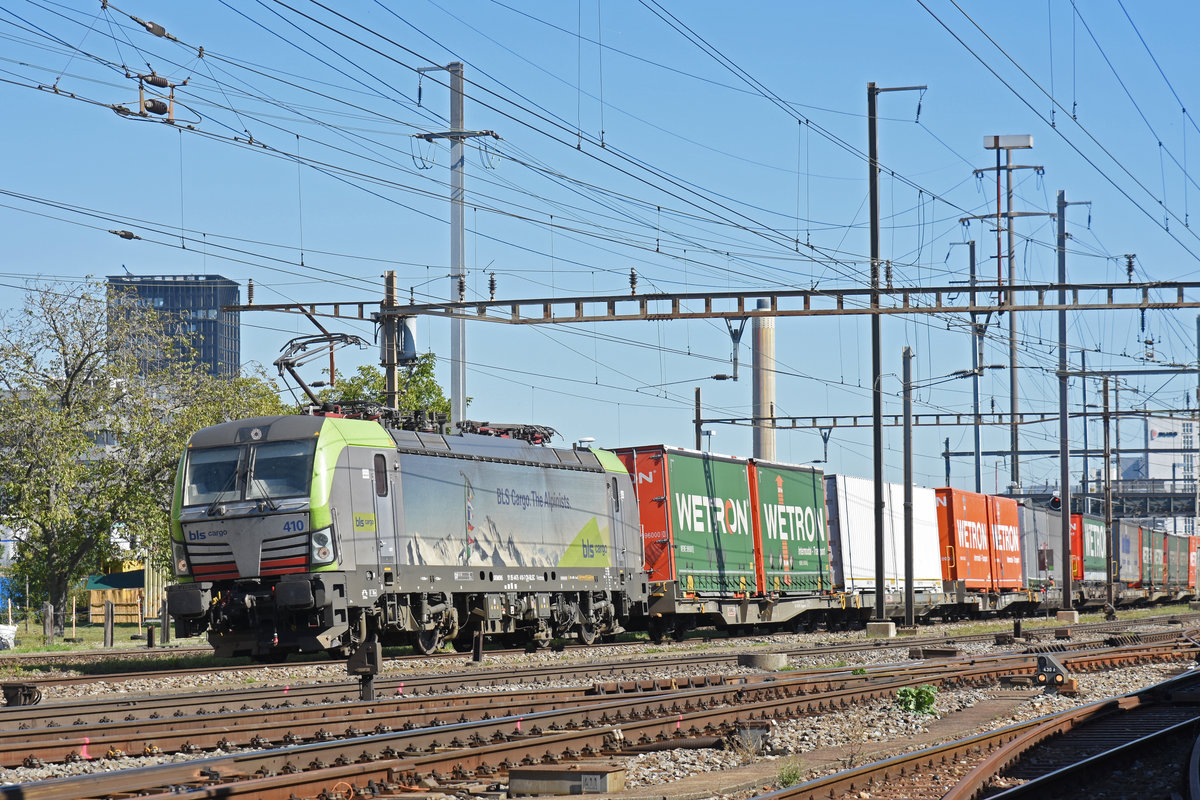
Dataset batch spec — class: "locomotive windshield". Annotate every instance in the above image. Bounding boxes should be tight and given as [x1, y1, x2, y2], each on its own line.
[183, 439, 316, 507]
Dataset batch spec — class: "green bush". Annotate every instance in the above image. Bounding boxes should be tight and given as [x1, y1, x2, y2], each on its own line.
[896, 684, 937, 714]
[776, 759, 802, 787]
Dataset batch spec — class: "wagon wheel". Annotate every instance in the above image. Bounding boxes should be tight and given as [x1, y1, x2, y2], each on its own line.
[413, 627, 443, 655]
[576, 621, 598, 646]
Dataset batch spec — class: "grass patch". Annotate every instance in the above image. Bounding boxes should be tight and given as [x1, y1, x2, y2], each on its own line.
[776, 759, 802, 787]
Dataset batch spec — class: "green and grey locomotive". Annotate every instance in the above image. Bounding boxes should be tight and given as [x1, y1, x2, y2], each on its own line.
[165, 415, 648, 659]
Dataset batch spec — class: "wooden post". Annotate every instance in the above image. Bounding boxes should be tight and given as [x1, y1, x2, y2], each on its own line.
[103, 601, 114, 648]
[159, 600, 170, 645]
[42, 602, 53, 645]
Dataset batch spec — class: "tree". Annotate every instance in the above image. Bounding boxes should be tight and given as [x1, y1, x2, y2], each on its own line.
[315, 354, 452, 417]
[0, 281, 289, 611]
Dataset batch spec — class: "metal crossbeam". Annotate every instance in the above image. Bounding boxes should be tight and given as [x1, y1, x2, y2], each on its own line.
[702, 408, 1195, 429]
[225, 280, 1200, 324]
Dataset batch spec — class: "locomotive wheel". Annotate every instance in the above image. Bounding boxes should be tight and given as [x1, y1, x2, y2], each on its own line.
[576, 622, 598, 646]
[413, 628, 443, 655]
[647, 617, 667, 645]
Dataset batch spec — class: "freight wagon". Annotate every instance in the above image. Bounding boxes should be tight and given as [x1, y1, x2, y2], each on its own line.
[614, 445, 849, 638]
[166, 413, 1200, 658]
[1017, 502, 1062, 592]
[1070, 514, 1107, 583]
[824, 475, 941, 592]
[935, 488, 1023, 592]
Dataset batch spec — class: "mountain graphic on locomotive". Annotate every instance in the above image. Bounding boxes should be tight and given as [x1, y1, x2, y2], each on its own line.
[166, 415, 1199, 659]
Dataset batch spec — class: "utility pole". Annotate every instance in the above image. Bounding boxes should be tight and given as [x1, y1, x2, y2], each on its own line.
[1103, 376, 1113, 606]
[449, 62, 465, 432]
[949, 240, 984, 492]
[1056, 190, 1090, 610]
[383, 270, 399, 407]
[977, 135, 1040, 491]
[903, 346, 914, 628]
[1081, 350, 1089, 497]
[868, 81, 925, 626]
[416, 63, 500, 432]
[1057, 190, 1071, 610]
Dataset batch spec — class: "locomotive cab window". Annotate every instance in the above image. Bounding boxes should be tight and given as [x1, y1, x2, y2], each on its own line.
[184, 446, 242, 506]
[183, 439, 316, 506]
[247, 440, 316, 500]
[374, 454, 388, 497]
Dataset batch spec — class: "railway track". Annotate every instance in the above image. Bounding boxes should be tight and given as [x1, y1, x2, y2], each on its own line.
[1, 632, 1196, 799]
[7, 610, 1194, 692]
[749, 652, 1200, 800]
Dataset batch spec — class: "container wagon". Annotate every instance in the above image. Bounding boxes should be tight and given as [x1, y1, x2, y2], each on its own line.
[1070, 513, 1107, 583]
[1017, 503, 1062, 591]
[614, 445, 838, 638]
[934, 488, 1023, 592]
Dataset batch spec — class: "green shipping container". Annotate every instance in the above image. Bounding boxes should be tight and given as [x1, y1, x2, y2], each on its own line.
[1142, 528, 1165, 587]
[1079, 514, 1106, 582]
[666, 452, 755, 595]
[753, 462, 829, 593]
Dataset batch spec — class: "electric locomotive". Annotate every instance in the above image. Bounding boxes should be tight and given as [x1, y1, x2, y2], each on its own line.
[166, 414, 648, 660]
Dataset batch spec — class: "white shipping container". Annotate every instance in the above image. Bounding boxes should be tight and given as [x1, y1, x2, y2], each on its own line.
[1117, 521, 1141, 584]
[824, 475, 942, 591]
[1018, 504, 1064, 588]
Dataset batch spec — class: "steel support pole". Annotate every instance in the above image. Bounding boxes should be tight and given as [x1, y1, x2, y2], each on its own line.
[1057, 190, 1073, 609]
[903, 347, 914, 627]
[1008, 149, 1020, 491]
[1081, 350, 1089, 498]
[1103, 377, 1113, 604]
[868, 82, 885, 621]
[694, 387, 702, 451]
[968, 241, 982, 493]
[383, 270, 398, 408]
[449, 62, 467, 431]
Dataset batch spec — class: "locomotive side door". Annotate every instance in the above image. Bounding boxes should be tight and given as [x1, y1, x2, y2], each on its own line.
[372, 452, 402, 587]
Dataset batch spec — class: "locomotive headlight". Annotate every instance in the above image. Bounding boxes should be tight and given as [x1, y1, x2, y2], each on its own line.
[171, 540, 190, 577]
[310, 529, 335, 565]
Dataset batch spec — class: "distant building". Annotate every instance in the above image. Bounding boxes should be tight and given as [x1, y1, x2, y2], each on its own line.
[106, 274, 240, 378]
[1118, 414, 1199, 536]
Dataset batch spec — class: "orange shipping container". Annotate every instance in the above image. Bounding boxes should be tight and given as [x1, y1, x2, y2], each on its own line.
[1190, 537, 1198, 591]
[935, 488, 1023, 591]
[614, 448, 674, 583]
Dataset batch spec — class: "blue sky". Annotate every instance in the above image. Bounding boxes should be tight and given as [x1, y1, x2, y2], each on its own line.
[3, 1, 1199, 491]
